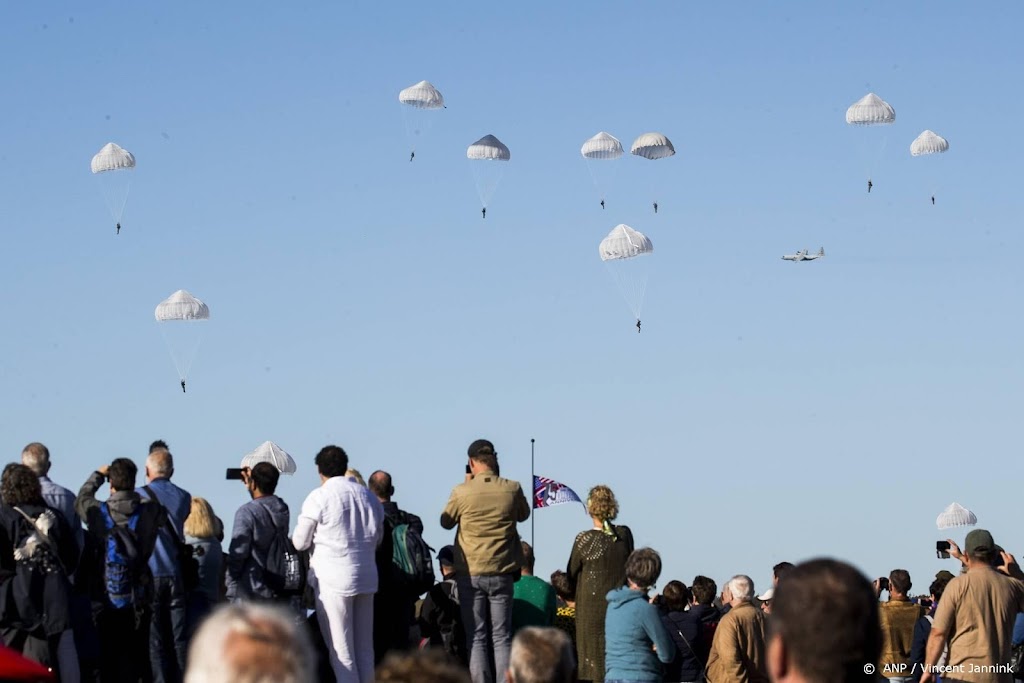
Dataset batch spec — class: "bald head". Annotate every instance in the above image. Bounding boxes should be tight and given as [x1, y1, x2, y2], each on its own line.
[147, 450, 175, 481]
[21, 442, 51, 477]
[368, 470, 393, 502]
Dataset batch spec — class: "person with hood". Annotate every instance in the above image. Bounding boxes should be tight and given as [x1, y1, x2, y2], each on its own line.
[226, 462, 290, 602]
[76, 458, 162, 682]
[604, 547, 675, 682]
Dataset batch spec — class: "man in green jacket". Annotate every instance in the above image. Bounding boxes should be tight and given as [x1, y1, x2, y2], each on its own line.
[440, 439, 531, 683]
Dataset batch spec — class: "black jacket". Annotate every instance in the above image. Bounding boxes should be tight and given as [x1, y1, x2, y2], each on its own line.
[661, 608, 705, 682]
[0, 502, 79, 636]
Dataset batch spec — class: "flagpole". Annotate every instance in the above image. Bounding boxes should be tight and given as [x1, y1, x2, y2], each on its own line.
[530, 438, 535, 548]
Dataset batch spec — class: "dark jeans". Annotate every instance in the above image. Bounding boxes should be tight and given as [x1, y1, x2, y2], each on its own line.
[96, 605, 151, 682]
[149, 576, 187, 683]
[457, 574, 515, 683]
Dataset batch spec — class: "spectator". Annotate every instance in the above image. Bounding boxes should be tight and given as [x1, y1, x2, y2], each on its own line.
[507, 626, 576, 683]
[76, 458, 162, 682]
[658, 580, 704, 683]
[758, 588, 774, 616]
[690, 575, 722, 664]
[150, 439, 170, 454]
[706, 575, 768, 683]
[183, 497, 224, 635]
[346, 469, 367, 487]
[419, 545, 467, 666]
[21, 442, 82, 550]
[549, 570, 577, 654]
[137, 448, 192, 683]
[604, 547, 675, 682]
[184, 602, 316, 683]
[922, 530, 1024, 683]
[876, 569, 924, 683]
[226, 463, 289, 602]
[369, 469, 425, 662]
[293, 445, 385, 683]
[440, 439, 530, 683]
[512, 541, 556, 632]
[567, 484, 634, 683]
[772, 563, 795, 588]
[376, 648, 472, 683]
[767, 558, 881, 683]
[0, 464, 79, 679]
[908, 577, 949, 683]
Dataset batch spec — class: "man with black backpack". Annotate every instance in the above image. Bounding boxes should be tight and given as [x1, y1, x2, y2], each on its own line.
[76, 458, 162, 683]
[368, 470, 432, 664]
[226, 462, 292, 603]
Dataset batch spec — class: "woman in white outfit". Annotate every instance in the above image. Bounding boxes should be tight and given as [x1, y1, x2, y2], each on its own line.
[292, 445, 385, 683]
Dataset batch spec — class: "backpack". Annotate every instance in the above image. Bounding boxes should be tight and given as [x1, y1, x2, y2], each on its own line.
[391, 523, 434, 596]
[263, 510, 305, 598]
[101, 503, 148, 609]
[12, 507, 63, 576]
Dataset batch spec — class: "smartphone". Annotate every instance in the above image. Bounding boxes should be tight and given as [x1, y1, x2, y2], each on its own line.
[465, 464, 472, 474]
[226, 468, 244, 480]
[878, 577, 889, 592]
[937, 540, 951, 559]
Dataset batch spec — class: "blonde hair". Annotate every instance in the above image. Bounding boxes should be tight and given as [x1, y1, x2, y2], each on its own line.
[345, 468, 366, 487]
[185, 497, 218, 539]
[587, 485, 619, 522]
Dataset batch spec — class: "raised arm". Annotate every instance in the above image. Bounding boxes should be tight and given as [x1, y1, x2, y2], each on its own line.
[440, 489, 460, 530]
[75, 469, 107, 528]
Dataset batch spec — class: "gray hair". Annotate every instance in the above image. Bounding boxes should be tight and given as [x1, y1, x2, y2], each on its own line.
[508, 627, 575, 683]
[184, 603, 315, 683]
[146, 450, 174, 478]
[727, 575, 755, 602]
[20, 442, 50, 477]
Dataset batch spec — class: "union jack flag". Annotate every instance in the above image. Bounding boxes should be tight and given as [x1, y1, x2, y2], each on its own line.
[533, 476, 585, 510]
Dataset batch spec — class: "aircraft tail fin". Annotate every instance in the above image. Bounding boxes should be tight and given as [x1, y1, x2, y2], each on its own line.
[818, 247, 825, 257]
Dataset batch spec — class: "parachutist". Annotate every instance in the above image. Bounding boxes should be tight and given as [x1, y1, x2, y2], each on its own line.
[867, 180, 873, 193]
[653, 202, 658, 214]
[116, 223, 120, 235]
[636, 319, 641, 333]
[600, 200, 605, 210]
[410, 151, 415, 162]
[180, 380, 186, 393]
[931, 195, 935, 205]
[482, 207, 486, 219]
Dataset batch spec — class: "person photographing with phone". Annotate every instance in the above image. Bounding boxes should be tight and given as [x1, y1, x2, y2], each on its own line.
[225, 463, 290, 602]
[875, 570, 925, 683]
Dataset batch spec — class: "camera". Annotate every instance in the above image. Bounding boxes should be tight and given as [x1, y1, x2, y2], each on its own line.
[878, 577, 889, 592]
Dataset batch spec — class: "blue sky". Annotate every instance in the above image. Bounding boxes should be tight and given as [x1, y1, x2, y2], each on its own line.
[2, 1, 1022, 594]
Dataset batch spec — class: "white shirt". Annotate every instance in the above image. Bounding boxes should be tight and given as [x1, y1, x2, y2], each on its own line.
[292, 476, 385, 596]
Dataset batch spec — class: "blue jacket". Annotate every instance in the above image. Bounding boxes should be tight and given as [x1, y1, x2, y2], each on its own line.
[39, 475, 82, 551]
[137, 478, 192, 579]
[605, 587, 676, 682]
[226, 495, 289, 600]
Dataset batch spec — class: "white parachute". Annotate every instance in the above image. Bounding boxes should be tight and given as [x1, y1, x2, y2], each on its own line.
[91, 142, 136, 230]
[846, 93, 895, 189]
[581, 132, 623, 208]
[630, 132, 676, 160]
[399, 80, 444, 159]
[936, 502, 976, 530]
[154, 290, 209, 385]
[241, 441, 297, 474]
[845, 93, 896, 125]
[910, 130, 949, 156]
[467, 135, 510, 213]
[599, 224, 654, 323]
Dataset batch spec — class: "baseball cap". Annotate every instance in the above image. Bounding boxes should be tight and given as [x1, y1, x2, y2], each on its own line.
[757, 588, 774, 601]
[467, 439, 496, 458]
[935, 570, 955, 583]
[437, 545, 455, 567]
[965, 529, 995, 555]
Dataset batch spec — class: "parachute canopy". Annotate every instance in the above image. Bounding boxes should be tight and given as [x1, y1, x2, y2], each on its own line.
[467, 135, 510, 161]
[936, 502, 977, 530]
[91, 142, 136, 174]
[910, 130, 949, 156]
[599, 224, 654, 261]
[399, 80, 444, 110]
[154, 290, 210, 322]
[630, 132, 675, 160]
[845, 93, 895, 125]
[241, 441, 297, 474]
[581, 132, 624, 160]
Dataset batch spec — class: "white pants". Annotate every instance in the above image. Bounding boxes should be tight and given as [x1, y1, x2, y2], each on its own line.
[314, 581, 375, 683]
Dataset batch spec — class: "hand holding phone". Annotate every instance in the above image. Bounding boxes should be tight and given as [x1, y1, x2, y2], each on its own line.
[937, 540, 951, 559]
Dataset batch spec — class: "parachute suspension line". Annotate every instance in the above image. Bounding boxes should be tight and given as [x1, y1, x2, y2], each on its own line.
[158, 322, 206, 382]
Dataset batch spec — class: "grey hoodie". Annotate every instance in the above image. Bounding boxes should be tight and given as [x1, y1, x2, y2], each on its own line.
[226, 495, 290, 600]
